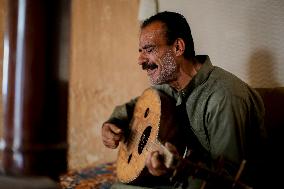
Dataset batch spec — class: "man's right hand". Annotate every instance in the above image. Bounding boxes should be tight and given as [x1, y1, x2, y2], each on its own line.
[102, 123, 124, 149]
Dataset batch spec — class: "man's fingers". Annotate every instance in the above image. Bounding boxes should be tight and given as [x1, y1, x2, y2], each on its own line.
[152, 151, 162, 169]
[104, 130, 122, 141]
[102, 123, 123, 139]
[102, 123, 124, 149]
[146, 151, 168, 176]
[103, 137, 119, 149]
[146, 152, 158, 176]
[109, 124, 123, 134]
[165, 142, 179, 155]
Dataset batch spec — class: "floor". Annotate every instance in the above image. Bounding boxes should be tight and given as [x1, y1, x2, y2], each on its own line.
[0, 175, 60, 189]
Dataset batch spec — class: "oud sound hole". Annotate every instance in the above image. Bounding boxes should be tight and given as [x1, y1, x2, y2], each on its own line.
[144, 108, 150, 118]
[127, 154, 132, 164]
[138, 126, 152, 154]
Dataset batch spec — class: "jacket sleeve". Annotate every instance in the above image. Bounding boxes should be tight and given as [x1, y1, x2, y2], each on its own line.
[105, 97, 138, 129]
[104, 85, 172, 129]
[205, 92, 246, 164]
[204, 90, 264, 186]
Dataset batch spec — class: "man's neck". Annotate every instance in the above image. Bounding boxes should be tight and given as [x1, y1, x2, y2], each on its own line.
[169, 58, 202, 91]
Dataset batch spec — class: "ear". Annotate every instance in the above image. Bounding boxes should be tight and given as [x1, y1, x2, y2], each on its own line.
[173, 38, 185, 57]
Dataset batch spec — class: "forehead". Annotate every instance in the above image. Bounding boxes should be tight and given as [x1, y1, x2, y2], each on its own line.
[139, 22, 167, 46]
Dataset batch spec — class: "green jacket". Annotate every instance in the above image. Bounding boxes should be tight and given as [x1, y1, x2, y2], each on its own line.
[107, 55, 266, 189]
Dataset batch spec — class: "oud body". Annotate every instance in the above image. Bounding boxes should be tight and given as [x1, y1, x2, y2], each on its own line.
[116, 88, 185, 185]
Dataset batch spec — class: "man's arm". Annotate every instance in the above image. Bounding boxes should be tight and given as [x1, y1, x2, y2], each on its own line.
[105, 97, 138, 128]
[203, 91, 255, 186]
[102, 97, 138, 149]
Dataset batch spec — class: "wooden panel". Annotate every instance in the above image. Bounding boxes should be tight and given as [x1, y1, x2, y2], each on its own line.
[2, 0, 70, 179]
[0, 0, 5, 147]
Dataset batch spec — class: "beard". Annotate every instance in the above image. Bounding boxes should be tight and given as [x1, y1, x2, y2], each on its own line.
[149, 50, 177, 85]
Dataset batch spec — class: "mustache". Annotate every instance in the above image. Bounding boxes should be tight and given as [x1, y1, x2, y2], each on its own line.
[142, 62, 158, 70]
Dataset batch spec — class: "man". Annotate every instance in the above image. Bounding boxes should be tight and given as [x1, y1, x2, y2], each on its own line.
[102, 11, 265, 189]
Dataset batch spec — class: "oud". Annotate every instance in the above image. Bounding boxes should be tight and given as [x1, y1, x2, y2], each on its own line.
[116, 87, 185, 184]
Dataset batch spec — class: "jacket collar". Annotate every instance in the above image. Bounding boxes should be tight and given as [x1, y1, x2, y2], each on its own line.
[178, 55, 214, 100]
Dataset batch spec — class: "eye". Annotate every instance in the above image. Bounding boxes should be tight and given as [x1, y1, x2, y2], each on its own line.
[146, 47, 154, 53]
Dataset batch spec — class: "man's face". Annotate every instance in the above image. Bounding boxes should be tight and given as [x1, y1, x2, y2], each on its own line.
[138, 22, 178, 85]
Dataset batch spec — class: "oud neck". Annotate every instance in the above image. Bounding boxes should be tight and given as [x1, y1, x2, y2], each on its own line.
[149, 143, 252, 189]
[170, 157, 252, 189]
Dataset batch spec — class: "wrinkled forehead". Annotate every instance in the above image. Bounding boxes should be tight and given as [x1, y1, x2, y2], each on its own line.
[139, 23, 167, 47]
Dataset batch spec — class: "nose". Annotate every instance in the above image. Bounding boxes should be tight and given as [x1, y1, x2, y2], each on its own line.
[138, 52, 148, 66]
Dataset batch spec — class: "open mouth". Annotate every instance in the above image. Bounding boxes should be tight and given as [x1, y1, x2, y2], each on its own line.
[142, 63, 158, 76]
[142, 63, 157, 70]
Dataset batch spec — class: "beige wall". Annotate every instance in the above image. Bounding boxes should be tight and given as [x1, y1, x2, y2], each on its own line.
[158, 0, 284, 87]
[69, 0, 148, 169]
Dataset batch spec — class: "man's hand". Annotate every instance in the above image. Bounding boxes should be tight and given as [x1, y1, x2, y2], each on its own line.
[102, 123, 124, 149]
[145, 142, 179, 177]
